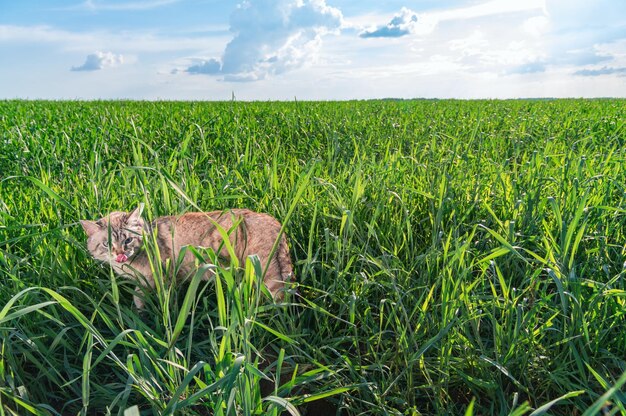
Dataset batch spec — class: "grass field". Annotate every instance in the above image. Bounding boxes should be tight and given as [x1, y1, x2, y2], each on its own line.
[1, 99, 625, 415]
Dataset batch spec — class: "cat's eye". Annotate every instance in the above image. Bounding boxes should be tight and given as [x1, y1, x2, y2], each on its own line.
[103, 241, 109, 248]
[124, 237, 133, 245]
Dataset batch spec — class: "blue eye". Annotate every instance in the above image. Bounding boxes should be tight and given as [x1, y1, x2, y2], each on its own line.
[124, 237, 133, 245]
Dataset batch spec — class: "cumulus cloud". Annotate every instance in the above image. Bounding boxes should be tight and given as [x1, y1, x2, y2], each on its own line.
[356, 2, 546, 40]
[186, 58, 221, 74]
[71, 51, 124, 71]
[360, 8, 418, 38]
[185, 0, 343, 81]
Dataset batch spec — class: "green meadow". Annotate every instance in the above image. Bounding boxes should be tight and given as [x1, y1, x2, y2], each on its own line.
[0, 99, 625, 415]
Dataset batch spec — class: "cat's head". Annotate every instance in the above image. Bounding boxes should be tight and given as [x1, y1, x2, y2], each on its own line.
[80, 206, 145, 265]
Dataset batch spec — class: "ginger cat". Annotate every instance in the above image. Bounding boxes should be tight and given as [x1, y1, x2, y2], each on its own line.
[80, 206, 293, 308]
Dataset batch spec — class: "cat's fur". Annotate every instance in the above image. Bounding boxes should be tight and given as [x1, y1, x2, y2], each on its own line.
[80, 206, 293, 308]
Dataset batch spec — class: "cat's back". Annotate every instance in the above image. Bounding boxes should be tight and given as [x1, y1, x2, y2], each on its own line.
[153, 209, 282, 242]
[174, 209, 280, 227]
[152, 209, 292, 296]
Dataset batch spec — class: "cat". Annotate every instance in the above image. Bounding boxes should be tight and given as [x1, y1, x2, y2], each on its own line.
[80, 206, 293, 309]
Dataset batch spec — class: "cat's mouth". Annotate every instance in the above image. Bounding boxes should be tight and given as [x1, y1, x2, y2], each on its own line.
[115, 253, 129, 263]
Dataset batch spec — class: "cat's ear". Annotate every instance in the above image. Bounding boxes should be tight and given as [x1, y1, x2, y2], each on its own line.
[80, 220, 101, 237]
[127, 204, 145, 229]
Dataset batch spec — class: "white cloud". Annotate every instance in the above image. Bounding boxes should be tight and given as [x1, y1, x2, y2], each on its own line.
[71, 51, 124, 71]
[353, 0, 546, 39]
[448, 30, 489, 57]
[573, 39, 626, 77]
[2, 0, 626, 99]
[359, 8, 418, 38]
[186, 58, 221, 74]
[348, 0, 556, 80]
[574, 67, 626, 77]
[184, 0, 343, 81]
[435, 0, 546, 21]
[522, 15, 549, 38]
[594, 39, 626, 64]
[545, 0, 626, 67]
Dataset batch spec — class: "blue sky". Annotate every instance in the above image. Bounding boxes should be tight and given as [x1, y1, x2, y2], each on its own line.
[1, 0, 625, 100]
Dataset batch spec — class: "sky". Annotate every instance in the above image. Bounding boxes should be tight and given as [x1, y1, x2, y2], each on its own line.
[1, 0, 625, 100]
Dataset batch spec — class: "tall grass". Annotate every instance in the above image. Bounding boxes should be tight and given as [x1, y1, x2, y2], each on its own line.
[0, 99, 625, 415]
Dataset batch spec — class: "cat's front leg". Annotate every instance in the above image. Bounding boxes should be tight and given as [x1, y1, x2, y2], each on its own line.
[133, 286, 146, 309]
[131, 272, 155, 310]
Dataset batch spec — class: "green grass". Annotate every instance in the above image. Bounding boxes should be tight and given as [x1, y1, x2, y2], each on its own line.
[0, 99, 625, 415]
